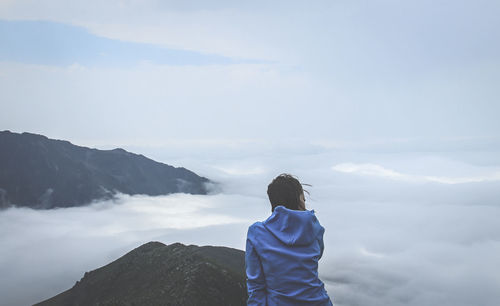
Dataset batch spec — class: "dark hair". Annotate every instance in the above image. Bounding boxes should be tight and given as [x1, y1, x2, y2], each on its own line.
[267, 173, 310, 212]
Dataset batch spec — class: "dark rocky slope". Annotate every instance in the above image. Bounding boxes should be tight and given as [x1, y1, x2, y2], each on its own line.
[35, 242, 247, 306]
[0, 131, 210, 209]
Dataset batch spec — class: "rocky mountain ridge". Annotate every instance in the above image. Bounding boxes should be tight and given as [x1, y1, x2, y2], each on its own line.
[0, 131, 211, 209]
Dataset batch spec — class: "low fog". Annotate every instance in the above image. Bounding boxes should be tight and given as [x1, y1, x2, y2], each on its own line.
[1, 142, 499, 306]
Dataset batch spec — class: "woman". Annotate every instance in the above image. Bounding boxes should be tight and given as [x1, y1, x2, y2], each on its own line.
[246, 174, 333, 305]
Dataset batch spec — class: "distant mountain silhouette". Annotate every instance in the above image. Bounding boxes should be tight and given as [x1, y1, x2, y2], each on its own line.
[35, 242, 247, 306]
[0, 131, 211, 209]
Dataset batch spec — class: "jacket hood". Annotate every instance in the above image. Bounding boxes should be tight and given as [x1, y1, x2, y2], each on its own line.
[263, 205, 324, 246]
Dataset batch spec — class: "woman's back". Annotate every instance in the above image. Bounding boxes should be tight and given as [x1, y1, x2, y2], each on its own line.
[246, 205, 332, 305]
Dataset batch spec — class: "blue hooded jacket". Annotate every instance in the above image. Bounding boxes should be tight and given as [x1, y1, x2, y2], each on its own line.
[246, 206, 333, 305]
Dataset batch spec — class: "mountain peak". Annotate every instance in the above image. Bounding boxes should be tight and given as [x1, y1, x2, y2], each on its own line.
[35, 242, 247, 306]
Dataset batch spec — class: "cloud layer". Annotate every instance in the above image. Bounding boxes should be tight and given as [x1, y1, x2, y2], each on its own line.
[1, 145, 499, 306]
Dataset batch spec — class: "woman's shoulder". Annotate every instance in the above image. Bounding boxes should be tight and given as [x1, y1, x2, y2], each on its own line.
[247, 221, 267, 237]
[248, 221, 265, 232]
[246, 222, 269, 249]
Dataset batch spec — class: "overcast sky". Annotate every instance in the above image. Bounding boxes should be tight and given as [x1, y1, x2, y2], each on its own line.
[1, 0, 499, 146]
[1, 1, 500, 306]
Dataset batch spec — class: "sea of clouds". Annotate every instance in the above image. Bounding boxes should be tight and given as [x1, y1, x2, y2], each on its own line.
[1, 140, 500, 306]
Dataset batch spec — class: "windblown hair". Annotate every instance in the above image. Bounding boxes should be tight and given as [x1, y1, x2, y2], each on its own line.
[267, 173, 309, 212]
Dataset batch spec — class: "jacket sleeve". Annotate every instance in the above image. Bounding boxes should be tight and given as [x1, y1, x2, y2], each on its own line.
[318, 226, 325, 259]
[246, 234, 266, 305]
[318, 236, 325, 259]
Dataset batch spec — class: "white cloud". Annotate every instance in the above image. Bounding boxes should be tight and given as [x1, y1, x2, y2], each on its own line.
[424, 174, 500, 184]
[332, 163, 408, 180]
[332, 163, 500, 184]
[213, 165, 266, 176]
